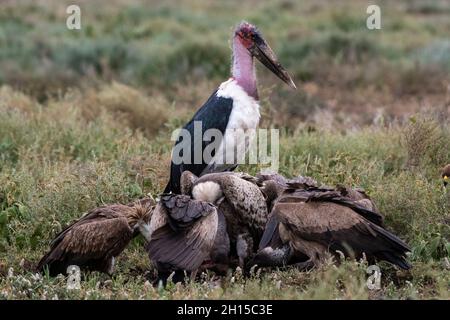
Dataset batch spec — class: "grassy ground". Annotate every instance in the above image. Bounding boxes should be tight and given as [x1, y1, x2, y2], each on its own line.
[0, 0, 449, 299]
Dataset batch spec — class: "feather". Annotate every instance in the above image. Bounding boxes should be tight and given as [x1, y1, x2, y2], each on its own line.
[195, 173, 268, 238]
[36, 202, 150, 276]
[159, 193, 216, 231]
[274, 200, 411, 270]
[147, 205, 218, 272]
[164, 91, 234, 194]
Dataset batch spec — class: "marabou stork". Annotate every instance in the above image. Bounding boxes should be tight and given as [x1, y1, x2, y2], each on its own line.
[164, 21, 296, 194]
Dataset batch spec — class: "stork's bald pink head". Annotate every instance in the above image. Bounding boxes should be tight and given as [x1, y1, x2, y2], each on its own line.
[234, 21, 296, 89]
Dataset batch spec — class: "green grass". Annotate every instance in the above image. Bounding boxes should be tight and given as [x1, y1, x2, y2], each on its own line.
[0, 86, 449, 299]
[0, 0, 450, 299]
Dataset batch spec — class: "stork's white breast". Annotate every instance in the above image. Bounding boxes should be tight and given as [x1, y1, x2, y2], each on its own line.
[217, 79, 261, 131]
[203, 79, 260, 173]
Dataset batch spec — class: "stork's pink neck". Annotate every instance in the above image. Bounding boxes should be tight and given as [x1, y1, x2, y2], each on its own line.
[231, 38, 258, 100]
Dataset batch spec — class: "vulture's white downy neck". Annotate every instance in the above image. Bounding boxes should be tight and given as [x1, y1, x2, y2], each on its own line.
[192, 181, 223, 203]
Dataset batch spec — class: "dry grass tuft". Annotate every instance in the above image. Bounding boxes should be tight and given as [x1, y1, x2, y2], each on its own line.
[0, 86, 37, 114]
[81, 82, 171, 138]
[403, 115, 448, 170]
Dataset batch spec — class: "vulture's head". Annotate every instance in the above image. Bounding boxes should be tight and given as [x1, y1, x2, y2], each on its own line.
[126, 197, 155, 230]
[442, 164, 450, 187]
[180, 170, 198, 196]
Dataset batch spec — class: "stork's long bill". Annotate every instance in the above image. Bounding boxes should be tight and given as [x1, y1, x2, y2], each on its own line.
[234, 21, 296, 90]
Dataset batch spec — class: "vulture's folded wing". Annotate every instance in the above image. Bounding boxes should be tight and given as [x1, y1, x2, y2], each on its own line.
[37, 211, 133, 274]
[279, 189, 384, 226]
[258, 212, 282, 250]
[218, 175, 268, 235]
[275, 201, 410, 269]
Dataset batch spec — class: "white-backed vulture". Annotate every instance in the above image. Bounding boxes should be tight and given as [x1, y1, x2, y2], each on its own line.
[37, 198, 155, 276]
[254, 180, 410, 270]
[188, 171, 268, 268]
[257, 173, 384, 226]
[146, 193, 219, 281]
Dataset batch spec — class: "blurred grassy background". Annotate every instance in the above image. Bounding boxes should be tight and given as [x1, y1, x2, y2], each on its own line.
[0, 0, 449, 299]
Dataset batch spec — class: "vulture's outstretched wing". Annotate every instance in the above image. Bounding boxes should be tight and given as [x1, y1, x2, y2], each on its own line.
[37, 206, 134, 276]
[210, 209, 231, 266]
[147, 194, 218, 272]
[275, 201, 411, 269]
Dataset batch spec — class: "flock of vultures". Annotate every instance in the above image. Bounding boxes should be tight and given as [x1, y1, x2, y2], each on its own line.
[36, 21, 450, 284]
[38, 170, 421, 282]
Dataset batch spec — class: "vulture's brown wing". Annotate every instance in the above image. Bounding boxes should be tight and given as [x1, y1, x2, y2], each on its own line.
[308, 191, 384, 226]
[147, 197, 218, 271]
[259, 185, 383, 251]
[46, 204, 135, 247]
[37, 208, 133, 275]
[285, 182, 333, 193]
[279, 189, 384, 226]
[275, 201, 411, 269]
[210, 208, 230, 265]
[217, 175, 268, 236]
[258, 212, 283, 250]
[336, 185, 379, 214]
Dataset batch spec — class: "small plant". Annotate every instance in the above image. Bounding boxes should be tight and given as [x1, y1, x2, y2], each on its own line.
[403, 115, 447, 170]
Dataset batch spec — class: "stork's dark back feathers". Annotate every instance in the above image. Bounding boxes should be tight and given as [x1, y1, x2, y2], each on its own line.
[164, 92, 234, 194]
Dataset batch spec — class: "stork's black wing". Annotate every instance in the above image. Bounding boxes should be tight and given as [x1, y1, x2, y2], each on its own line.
[164, 91, 234, 194]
